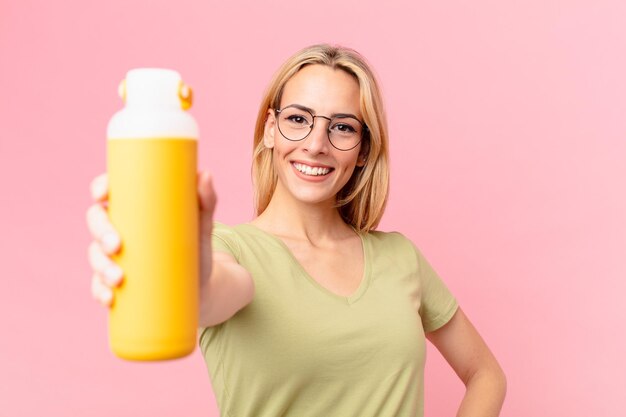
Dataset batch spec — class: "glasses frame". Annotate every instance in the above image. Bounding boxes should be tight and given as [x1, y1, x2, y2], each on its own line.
[274, 105, 368, 151]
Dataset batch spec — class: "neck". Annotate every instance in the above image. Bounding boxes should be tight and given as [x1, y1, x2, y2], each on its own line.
[252, 182, 353, 243]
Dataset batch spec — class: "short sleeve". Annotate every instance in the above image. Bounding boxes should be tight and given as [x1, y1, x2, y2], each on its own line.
[211, 222, 241, 260]
[414, 245, 458, 332]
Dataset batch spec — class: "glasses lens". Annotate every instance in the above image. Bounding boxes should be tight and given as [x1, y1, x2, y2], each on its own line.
[328, 116, 363, 150]
[277, 107, 313, 141]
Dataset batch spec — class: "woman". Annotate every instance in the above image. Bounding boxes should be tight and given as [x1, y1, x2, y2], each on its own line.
[87, 44, 506, 416]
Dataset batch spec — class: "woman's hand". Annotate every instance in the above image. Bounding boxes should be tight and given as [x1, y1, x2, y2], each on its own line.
[86, 173, 123, 307]
[86, 171, 218, 308]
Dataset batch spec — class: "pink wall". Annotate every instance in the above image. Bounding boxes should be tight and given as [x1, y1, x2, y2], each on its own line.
[1, 0, 624, 415]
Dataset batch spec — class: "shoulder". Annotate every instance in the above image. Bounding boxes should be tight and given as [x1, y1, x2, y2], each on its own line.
[363, 229, 420, 266]
[213, 221, 257, 238]
[212, 222, 285, 260]
[212, 222, 250, 259]
[363, 229, 439, 274]
[213, 221, 237, 236]
[365, 229, 416, 251]
[213, 222, 275, 243]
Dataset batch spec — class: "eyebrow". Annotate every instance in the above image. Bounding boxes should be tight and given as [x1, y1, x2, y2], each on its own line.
[288, 103, 361, 120]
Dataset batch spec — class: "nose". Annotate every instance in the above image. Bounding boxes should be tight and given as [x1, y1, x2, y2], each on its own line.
[304, 116, 332, 154]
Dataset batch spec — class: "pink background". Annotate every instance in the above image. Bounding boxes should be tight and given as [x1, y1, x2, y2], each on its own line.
[1, 0, 624, 415]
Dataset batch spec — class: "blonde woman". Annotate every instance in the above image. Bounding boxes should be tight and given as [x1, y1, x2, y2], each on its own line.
[87, 44, 506, 417]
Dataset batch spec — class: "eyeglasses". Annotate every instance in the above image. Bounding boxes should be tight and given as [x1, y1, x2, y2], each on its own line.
[274, 104, 367, 151]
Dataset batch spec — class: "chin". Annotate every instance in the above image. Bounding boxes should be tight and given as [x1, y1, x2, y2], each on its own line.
[290, 188, 337, 206]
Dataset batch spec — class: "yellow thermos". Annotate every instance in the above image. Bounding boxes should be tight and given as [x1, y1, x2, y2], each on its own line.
[106, 68, 198, 361]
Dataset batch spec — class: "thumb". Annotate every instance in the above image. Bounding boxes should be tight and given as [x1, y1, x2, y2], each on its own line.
[198, 170, 217, 215]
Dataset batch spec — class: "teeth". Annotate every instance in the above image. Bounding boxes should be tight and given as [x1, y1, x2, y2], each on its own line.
[293, 163, 331, 176]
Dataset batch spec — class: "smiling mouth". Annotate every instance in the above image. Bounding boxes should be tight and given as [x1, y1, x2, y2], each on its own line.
[292, 162, 334, 176]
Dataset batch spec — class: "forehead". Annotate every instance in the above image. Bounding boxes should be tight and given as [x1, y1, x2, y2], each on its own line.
[280, 64, 361, 117]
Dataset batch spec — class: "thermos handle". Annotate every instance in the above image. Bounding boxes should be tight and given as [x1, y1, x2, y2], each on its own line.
[178, 81, 193, 110]
[116, 77, 192, 110]
[118, 79, 127, 102]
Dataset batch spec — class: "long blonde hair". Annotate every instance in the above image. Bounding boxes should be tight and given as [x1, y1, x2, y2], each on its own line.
[252, 44, 390, 233]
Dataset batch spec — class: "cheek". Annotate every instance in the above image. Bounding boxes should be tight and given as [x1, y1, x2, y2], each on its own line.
[271, 142, 294, 175]
[339, 153, 361, 173]
[272, 137, 301, 160]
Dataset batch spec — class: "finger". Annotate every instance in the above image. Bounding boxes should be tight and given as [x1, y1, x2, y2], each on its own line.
[86, 204, 121, 254]
[198, 170, 217, 214]
[91, 273, 114, 307]
[90, 173, 109, 202]
[88, 241, 124, 287]
[198, 171, 217, 241]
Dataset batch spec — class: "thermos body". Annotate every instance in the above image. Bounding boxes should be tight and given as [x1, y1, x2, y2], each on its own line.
[106, 69, 199, 361]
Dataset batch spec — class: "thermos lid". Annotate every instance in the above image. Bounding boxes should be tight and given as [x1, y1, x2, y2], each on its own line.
[122, 68, 192, 110]
[107, 68, 198, 140]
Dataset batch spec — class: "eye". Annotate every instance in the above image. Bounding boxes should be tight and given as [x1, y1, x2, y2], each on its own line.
[286, 115, 309, 125]
[280, 108, 312, 127]
[337, 124, 355, 132]
[330, 121, 358, 134]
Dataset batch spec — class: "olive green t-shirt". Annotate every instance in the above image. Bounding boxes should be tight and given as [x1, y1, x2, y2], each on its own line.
[199, 223, 458, 417]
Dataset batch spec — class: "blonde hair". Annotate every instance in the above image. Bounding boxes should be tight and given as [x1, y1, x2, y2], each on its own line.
[252, 44, 390, 232]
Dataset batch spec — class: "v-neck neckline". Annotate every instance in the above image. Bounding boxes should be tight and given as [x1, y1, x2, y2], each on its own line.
[240, 223, 371, 305]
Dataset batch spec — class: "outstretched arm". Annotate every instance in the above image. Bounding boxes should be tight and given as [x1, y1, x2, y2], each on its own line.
[196, 171, 254, 328]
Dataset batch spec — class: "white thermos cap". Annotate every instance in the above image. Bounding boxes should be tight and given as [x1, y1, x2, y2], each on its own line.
[108, 68, 198, 139]
[125, 68, 182, 109]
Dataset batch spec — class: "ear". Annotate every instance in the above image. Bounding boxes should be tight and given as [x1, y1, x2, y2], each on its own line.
[263, 110, 276, 149]
[356, 141, 369, 167]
